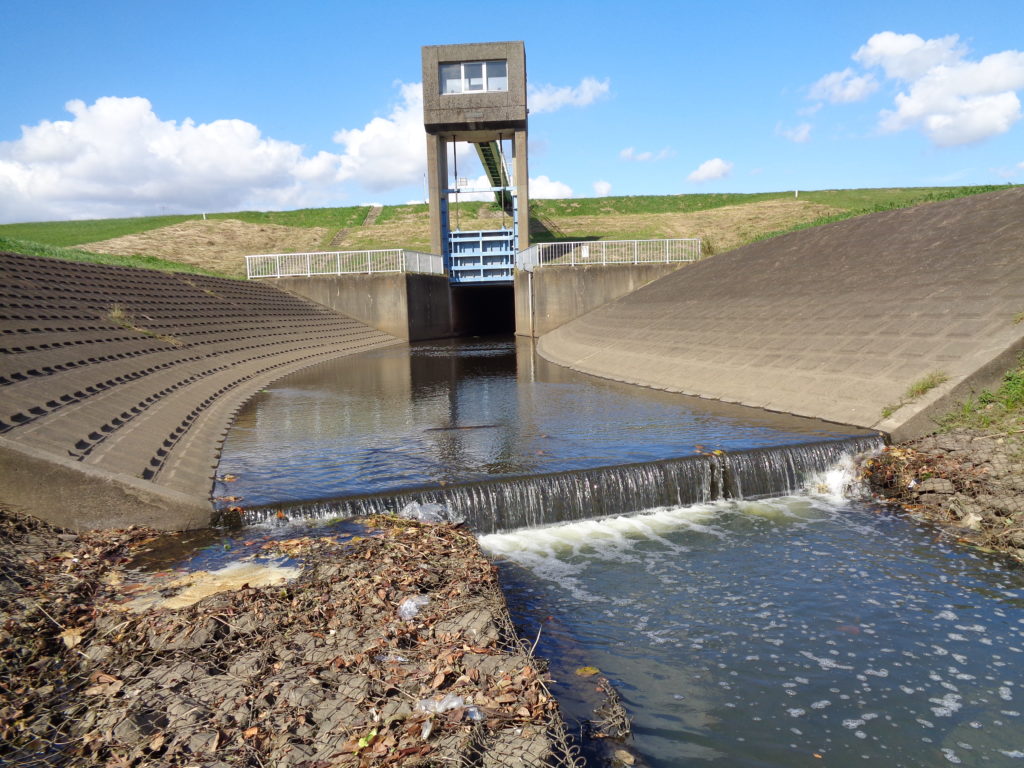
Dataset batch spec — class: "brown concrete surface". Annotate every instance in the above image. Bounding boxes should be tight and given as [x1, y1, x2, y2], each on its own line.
[538, 188, 1024, 441]
[0, 252, 402, 530]
[275, 273, 455, 341]
[515, 262, 687, 337]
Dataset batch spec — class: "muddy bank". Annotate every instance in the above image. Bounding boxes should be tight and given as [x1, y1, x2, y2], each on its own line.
[0, 508, 583, 767]
[862, 428, 1024, 563]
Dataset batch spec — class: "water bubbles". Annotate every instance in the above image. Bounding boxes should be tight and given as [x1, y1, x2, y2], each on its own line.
[491, 491, 1024, 765]
[941, 747, 963, 763]
[929, 693, 963, 717]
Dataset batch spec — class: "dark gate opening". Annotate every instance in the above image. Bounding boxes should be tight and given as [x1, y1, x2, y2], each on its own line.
[450, 284, 516, 335]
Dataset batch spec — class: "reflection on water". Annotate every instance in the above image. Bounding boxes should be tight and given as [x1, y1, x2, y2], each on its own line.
[482, 493, 1024, 767]
[216, 337, 871, 507]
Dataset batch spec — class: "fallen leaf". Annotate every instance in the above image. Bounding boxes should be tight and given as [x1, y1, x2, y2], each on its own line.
[575, 666, 600, 677]
[60, 627, 85, 649]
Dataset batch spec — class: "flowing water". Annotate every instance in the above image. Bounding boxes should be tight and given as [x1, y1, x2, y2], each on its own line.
[215, 337, 874, 530]
[209, 336, 1024, 766]
[481, 485, 1024, 767]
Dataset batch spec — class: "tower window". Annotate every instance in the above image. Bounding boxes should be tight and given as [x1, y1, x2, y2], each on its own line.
[440, 60, 508, 94]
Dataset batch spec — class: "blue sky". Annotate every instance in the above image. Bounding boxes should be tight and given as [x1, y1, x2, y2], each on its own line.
[1, 0, 1022, 223]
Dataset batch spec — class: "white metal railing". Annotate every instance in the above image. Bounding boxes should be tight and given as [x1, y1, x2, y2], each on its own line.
[516, 238, 703, 271]
[246, 249, 444, 279]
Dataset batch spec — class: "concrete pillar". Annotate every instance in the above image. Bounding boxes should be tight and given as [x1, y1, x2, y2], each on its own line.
[426, 133, 449, 257]
[514, 129, 530, 249]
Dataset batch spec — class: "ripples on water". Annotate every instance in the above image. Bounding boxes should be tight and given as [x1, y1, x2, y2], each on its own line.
[481, 483, 1024, 767]
[215, 338, 870, 507]
[212, 337, 1024, 765]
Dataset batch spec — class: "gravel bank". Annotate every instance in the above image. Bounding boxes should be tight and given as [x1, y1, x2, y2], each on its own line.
[862, 428, 1024, 564]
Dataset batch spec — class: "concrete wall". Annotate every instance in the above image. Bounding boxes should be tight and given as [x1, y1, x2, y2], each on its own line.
[1, 437, 212, 531]
[276, 274, 454, 342]
[422, 42, 527, 133]
[515, 263, 687, 337]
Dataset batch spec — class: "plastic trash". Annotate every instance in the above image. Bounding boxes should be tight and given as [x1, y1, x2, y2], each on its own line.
[397, 501, 465, 525]
[465, 705, 485, 721]
[415, 693, 465, 714]
[397, 595, 430, 620]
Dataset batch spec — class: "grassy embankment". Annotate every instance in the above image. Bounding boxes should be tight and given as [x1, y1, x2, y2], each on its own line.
[940, 353, 1024, 438]
[0, 185, 1013, 277]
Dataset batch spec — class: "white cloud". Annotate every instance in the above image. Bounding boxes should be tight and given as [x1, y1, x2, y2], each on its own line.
[528, 77, 610, 114]
[687, 158, 733, 183]
[808, 68, 878, 103]
[619, 146, 674, 162]
[593, 180, 612, 196]
[530, 175, 573, 198]
[448, 173, 572, 201]
[812, 31, 1024, 147]
[877, 50, 1024, 145]
[853, 31, 965, 81]
[332, 82, 427, 192]
[0, 96, 346, 223]
[777, 122, 812, 143]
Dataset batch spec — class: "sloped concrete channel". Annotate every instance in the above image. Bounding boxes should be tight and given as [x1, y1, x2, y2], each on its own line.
[0, 251, 402, 530]
[541, 187, 1024, 442]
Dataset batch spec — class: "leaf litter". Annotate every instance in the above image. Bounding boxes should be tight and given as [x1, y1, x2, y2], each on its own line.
[0, 507, 584, 767]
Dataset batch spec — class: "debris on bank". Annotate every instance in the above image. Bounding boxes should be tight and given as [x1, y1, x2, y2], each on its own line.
[862, 429, 1024, 563]
[0, 507, 583, 768]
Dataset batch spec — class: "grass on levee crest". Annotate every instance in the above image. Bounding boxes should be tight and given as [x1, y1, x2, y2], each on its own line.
[0, 236, 234, 278]
[0, 185, 1015, 274]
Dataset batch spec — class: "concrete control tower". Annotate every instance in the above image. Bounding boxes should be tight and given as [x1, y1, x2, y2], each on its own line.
[422, 42, 528, 284]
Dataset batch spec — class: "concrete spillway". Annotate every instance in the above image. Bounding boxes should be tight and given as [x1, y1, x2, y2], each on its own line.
[539, 188, 1024, 442]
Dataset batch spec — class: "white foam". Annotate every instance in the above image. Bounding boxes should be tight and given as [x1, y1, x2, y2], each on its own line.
[480, 502, 722, 562]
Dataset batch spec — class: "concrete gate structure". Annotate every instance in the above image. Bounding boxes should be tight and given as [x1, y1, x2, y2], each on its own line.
[262, 41, 697, 340]
[422, 41, 529, 284]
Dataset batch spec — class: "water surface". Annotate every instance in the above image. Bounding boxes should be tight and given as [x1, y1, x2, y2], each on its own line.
[216, 337, 871, 507]
[482, 484, 1024, 767]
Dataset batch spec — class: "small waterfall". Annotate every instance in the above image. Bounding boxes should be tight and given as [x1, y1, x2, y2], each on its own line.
[232, 435, 884, 534]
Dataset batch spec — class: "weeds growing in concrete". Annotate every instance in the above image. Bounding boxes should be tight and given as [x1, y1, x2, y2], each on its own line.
[108, 303, 183, 347]
[880, 371, 950, 420]
[905, 371, 949, 399]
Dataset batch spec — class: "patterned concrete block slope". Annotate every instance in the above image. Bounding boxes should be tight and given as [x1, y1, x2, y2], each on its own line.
[0, 252, 402, 530]
[539, 188, 1024, 442]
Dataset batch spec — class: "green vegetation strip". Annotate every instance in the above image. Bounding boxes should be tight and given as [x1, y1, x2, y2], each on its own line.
[0, 206, 371, 247]
[940, 355, 1024, 435]
[0, 236, 232, 278]
[750, 186, 1009, 246]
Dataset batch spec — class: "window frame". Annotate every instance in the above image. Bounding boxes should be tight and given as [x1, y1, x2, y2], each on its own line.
[440, 60, 508, 95]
